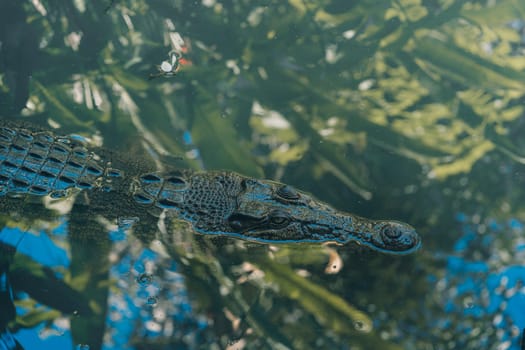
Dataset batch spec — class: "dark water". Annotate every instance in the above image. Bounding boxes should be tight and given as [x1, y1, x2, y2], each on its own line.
[2, 1, 525, 349]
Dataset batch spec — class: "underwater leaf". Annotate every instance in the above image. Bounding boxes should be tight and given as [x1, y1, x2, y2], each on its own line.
[191, 92, 263, 177]
[462, 0, 525, 26]
[428, 140, 494, 179]
[291, 111, 374, 199]
[313, 154, 373, 201]
[10, 255, 92, 315]
[261, 259, 370, 333]
[107, 65, 150, 92]
[284, 70, 451, 159]
[271, 245, 334, 266]
[33, 80, 95, 129]
[412, 37, 525, 92]
[16, 308, 61, 328]
[177, 238, 296, 348]
[260, 259, 404, 349]
[498, 105, 524, 122]
[485, 123, 525, 164]
[68, 214, 111, 350]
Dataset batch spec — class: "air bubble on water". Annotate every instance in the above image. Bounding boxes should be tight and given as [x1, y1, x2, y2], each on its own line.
[353, 320, 371, 332]
[76, 344, 90, 350]
[147, 296, 158, 306]
[137, 273, 153, 286]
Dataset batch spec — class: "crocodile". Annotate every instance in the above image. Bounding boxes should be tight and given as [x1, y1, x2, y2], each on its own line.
[0, 120, 421, 255]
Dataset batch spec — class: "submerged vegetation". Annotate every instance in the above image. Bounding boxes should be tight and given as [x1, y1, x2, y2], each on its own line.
[2, 0, 525, 349]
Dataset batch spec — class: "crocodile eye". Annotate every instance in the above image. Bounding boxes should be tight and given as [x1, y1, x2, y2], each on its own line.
[276, 185, 300, 201]
[269, 210, 290, 227]
[229, 220, 243, 231]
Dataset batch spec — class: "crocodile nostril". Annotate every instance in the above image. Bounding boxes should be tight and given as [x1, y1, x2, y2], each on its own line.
[382, 224, 402, 239]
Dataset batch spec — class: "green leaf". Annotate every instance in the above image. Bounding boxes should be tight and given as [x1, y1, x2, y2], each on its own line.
[16, 308, 61, 328]
[191, 89, 263, 177]
[260, 259, 403, 349]
[412, 36, 525, 92]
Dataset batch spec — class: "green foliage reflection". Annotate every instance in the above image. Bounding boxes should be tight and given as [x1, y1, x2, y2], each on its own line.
[2, 0, 525, 348]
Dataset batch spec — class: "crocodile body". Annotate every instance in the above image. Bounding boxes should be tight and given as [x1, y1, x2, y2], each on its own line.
[0, 122, 421, 254]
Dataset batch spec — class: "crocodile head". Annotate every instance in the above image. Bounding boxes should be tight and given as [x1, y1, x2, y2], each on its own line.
[178, 172, 421, 255]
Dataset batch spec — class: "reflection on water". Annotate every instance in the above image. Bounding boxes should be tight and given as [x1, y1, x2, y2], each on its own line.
[429, 216, 525, 349]
[0, 218, 203, 349]
[2, 0, 525, 349]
